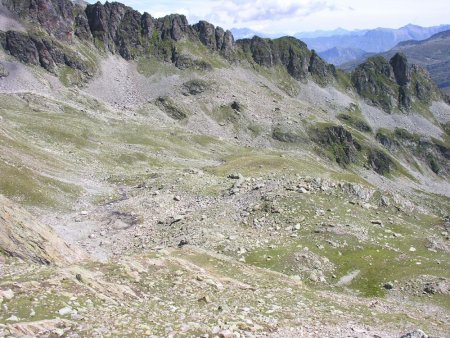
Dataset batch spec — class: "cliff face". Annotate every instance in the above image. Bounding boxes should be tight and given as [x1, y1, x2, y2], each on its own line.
[237, 36, 336, 84]
[2, 0, 76, 41]
[2, 30, 92, 75]
[352, 53, 439, 113]
[1, 0, 236, 62]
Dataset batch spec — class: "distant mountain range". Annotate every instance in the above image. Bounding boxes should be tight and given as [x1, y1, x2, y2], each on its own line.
[303, 24, 450, 53]
[230, 27, 368, 40]
[231, 24, 450, 68]
[230, 28, 278, 39]
[294, 28, 368, 39]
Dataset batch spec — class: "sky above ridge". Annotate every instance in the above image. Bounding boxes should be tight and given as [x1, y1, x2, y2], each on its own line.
[87, 0, 448, 34]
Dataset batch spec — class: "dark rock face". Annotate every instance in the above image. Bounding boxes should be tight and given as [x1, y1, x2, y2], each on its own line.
[238, 36, 335, 84]
[368, 149, 394, 175]
[156, 14, 191, 42]
[192, 21, 234, 53]
[3, 31, 40, 67]
[3, 0, 76, 41]
[3, 0, 235, 65]
[351, 56, 396, 113]
[376, 128, 449, 175]
[2, 30, 91, 76]
[375, 132, 398, 150]
[85, 2, 131, 55]
[172, 52, 212, 71]
[390, 53, 410, 86]
[74, 11, 92, 40]
[352, 53, 439, 112]
[412, 65, 435, 103]
[83, 2, 232, 61]
[309, 50, 336, 86]
[313, 126, 361, 166]
[231, 101, 242, 112]
[182, 79, 209, 95]
[194, 21, 217, 49]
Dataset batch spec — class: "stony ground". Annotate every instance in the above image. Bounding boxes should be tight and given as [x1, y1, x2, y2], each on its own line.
[0, 43, 449, 337]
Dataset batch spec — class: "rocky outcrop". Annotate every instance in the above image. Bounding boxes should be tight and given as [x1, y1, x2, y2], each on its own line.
[390, 53, 410, 86]
[2, 0, 77, 41]
[2, 0, 234, 63]
[82, 2, 234, 61]
[238, 36, 335, 84]
[0, 63, 8, 77]
[156, 13, 191, 41]
[74, 9, 92, 41]
[155, 96, 188, 120]
[193, 21, 234, 53]
[376, 128, 449, 175]
[0, 195, 88, 265]
[85, 2, 135, 56]
[182, 79, 210, 95]
[193, 21, 216, 49]
[352, 53, 439, 112]
[309, 50, 336, 86]
[351, 56, 396, 112]
[2, 30, 93, 76]
[368, 149, 395, 175]
[312, 125, 361, 166]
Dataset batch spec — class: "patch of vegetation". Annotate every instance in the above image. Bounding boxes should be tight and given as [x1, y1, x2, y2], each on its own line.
[206, 150, 328, 178]
[0, 162, 81, 208]
[337, 113, 372, 133]
[137, 57, 179, 77]
[254, 64, 300, 97]
[311, 124, 362, 167]
[442, 122, 450, 135]
[155, 97, 189, 120]
[211, 104, 240, 126]
[335, 69, 353, 91]
[176, 40, 227, 69]
[182, 79, 210, 95]
[376, 128, 449, 176]
[272, 126, 305, 143]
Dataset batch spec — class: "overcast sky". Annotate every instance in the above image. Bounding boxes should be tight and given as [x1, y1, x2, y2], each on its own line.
[88, 0, 448, 34]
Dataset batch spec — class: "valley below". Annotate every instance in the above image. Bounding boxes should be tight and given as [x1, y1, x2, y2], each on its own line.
[0, 1, 449, 337]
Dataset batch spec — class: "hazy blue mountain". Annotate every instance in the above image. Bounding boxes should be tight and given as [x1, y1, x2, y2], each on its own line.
[230, 28, 282, 39]
[230, 28, 265, 39]
[319, 47, 367, 66]
[302, 24, 450, 53]
[295, 28, 367, 39]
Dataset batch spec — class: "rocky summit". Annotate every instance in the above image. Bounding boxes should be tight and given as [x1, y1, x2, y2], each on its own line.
[0, 0, 449, 337]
